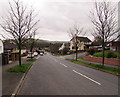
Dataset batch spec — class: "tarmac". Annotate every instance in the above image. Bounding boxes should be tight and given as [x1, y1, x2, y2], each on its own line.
[2, 53, 119, 96]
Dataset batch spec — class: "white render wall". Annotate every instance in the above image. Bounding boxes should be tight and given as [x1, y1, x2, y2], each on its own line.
[0, 40, 3, 54]
[0, 40, 2, 96]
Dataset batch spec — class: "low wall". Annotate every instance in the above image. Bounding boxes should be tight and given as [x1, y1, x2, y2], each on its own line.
[84, 56, 120, 66]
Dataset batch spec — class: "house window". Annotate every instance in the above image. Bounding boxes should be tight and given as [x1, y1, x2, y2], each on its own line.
[72, 46, 74, 49]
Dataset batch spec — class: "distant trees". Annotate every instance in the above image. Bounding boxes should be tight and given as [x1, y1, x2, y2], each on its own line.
[28, 28, 38, 58]
[49, 43, 62, 54]
[0, 0, 40, 66]
[59, 43, 69, 55]
[67, 24, 86, 60]
[90, 1, 119, 65]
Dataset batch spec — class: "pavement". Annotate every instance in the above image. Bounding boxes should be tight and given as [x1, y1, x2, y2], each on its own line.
[18, 52, 118, 95]
[2, 56, 35, 96]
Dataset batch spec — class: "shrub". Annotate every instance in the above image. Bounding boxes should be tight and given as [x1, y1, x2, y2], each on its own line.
[93, 52, 103, 57]
[105, 51, 117, 58]
[62, 47, 69, 55]
[93, 50, 119, 58]
[87, 49, 98, 55]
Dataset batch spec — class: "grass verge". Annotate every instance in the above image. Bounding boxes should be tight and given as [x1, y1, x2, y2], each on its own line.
[68, 59, 120, 75]
[78, 57, 83, 59]
[27, 58, 36, 62]
[6, 64, 31, 73]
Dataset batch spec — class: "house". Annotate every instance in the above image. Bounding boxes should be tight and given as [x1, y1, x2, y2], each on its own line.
[59, 42, 70, 51]
[0, 40, 3, 54]
[110, 39, 120, 51]
[70, 36, 91, 51]
[59, 43, 66, 51]
[89, 41, 102, 49]
[0, 39, 3, 65]
[59, 43, 69, 54]
[3, 40, 18, 52]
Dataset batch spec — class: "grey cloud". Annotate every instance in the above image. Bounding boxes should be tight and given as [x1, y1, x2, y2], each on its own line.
[0, 0, 110, 41]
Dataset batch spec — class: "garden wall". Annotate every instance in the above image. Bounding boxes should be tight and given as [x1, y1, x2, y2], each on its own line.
[84, 55, 120, 66]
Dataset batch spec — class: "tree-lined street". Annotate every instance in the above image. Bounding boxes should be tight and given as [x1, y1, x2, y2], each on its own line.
[1, 0, 119, 96]
[18, 53, 118, 95]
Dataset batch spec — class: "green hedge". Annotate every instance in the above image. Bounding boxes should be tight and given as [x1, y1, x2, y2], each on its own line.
[93, 50, 120, 59]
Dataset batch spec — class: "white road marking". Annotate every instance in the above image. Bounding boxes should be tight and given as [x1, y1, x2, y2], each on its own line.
[73, 70, 101, 85]
[60, 63, 68, 67]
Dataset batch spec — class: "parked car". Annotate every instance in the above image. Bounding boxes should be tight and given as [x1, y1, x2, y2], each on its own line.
[40, 52, 44, 56]
[34, 52, 38, 57]
[27, 52, 34, 58]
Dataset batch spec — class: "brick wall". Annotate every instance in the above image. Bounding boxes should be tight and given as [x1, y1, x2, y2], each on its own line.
[84, 56, 120, 66]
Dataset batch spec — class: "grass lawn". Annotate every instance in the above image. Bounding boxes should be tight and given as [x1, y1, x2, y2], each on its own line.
[6, 64, 31, 73]
[68, 59, 120, 75]
[27, 58, 36, 62]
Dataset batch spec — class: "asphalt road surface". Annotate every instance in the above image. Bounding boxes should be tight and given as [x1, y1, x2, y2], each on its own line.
[18, 52, 118, 95]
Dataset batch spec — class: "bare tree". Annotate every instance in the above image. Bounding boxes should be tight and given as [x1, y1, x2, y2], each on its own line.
[0, 0, 40, 66]
[28, 28, 38, 58]
[68, 24, 86, 61]
[90, 1, 119, 66]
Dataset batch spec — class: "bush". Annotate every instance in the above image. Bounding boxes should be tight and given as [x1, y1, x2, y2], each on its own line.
[105, 51, 117, 58]
[62, 47, 69, 55]
[93, 50, 120, 58]
[87, 49, 98, 55]
[93, 52, 103, 57]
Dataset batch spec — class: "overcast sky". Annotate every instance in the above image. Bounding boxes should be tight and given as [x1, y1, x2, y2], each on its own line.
[0, 0, 119, 41]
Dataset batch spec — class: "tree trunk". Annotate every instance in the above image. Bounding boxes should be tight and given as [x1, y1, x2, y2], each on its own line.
[30, 40, 34, 58]
[102, 33, 105, 66]
[19, 38, 21, 66]
[75, 36, 78, 61]
[19, 41, 22, 66]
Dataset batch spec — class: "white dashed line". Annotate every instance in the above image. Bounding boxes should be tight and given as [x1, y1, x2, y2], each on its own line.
[73, 70, 101, 85]
[60, 63, 68, 67]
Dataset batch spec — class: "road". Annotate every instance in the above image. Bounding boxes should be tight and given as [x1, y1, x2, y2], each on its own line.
[18, 52, 118, 95]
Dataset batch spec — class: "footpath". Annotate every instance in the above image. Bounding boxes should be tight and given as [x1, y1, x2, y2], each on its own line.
[2, 56, 36, 96]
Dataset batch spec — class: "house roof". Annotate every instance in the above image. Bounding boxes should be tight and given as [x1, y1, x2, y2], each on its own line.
[3, 41, 18, 50]
[111, 41, 120, 47]
[91, 42, 102, 46]
[70, 36, 91, 42]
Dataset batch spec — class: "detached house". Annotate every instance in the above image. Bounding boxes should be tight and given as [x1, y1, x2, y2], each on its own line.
[70, 36, 91, 51]
[0, 40, 3, 54]
[110, 39, 120, 51]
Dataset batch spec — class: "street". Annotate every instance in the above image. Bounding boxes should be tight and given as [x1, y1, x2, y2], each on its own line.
[18, 52, 118, 95]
